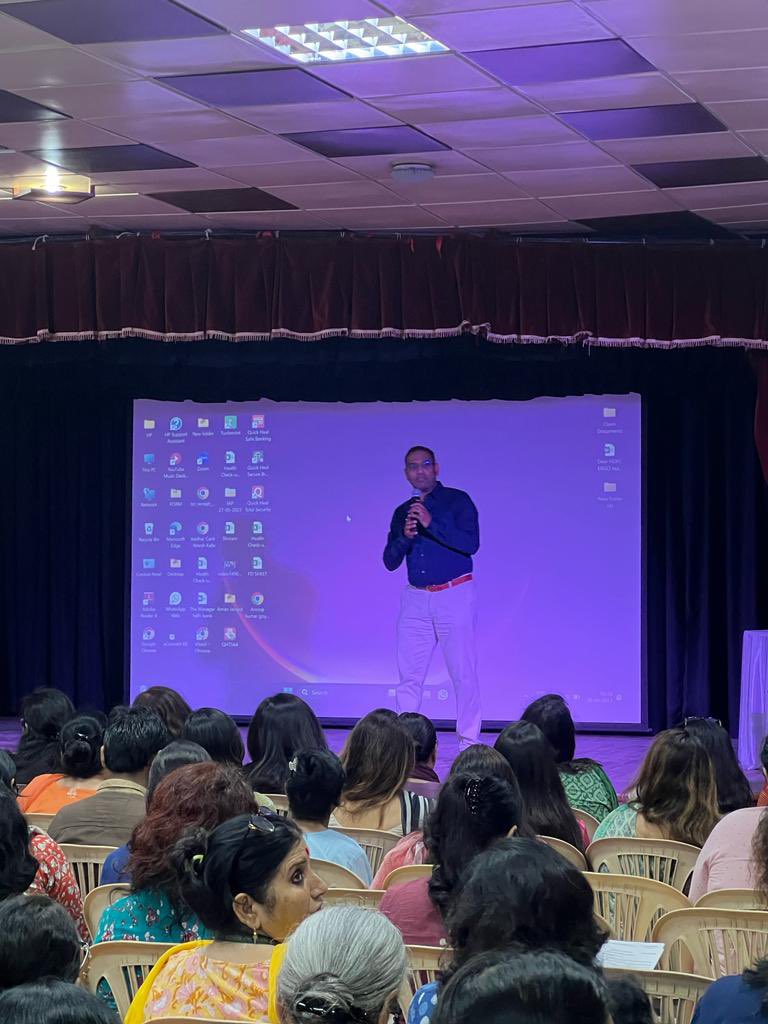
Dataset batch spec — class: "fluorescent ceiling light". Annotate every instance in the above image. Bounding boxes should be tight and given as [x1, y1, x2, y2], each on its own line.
[244, 17, 449, 63]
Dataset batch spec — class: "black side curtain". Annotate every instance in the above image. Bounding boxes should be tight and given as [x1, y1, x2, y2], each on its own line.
[0, 339, 765, 732]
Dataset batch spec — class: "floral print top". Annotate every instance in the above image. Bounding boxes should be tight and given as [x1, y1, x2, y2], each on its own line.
[28, 828, 88, 942]
[95, 889, 212, 945]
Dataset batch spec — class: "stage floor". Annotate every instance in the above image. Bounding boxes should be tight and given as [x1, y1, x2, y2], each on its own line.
[0, 720, 653, 795]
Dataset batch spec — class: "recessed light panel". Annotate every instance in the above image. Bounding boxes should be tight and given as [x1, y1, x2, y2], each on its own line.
[244, 17, 448, 64]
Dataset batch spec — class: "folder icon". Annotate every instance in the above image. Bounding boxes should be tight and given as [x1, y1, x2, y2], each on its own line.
[224, 593, 236, 604]
[197, 417, 209, 428]
[170, 488, 181, 499]
[143, 419, 155, 429]
[225, 487, 236, 498]
[603, 482, 617, 493]
[170, 558, 181, 569]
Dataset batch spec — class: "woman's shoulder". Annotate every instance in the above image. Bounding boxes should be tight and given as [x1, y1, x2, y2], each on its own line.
[694, 973, 763, 1021]
[592, 803, 637, 839]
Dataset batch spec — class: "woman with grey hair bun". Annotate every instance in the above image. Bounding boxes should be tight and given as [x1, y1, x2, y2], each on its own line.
[279, 906, 407, 1024]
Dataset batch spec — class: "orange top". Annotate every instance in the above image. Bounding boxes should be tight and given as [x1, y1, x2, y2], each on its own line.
[18, 773, 99, 814]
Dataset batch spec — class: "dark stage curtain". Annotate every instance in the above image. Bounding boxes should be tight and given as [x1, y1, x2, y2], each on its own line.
[0, 339, 765, 733]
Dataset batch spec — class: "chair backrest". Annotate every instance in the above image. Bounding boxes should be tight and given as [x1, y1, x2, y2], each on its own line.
[263, 793, 289, 815]
[572, 808, 600, 842]
[83, 883, 131, 939]
[695, 889, 766, 912]
[310, 858, 366, 889]
[329, 826, 400, 875]
[538, 835, 588, 870]
[382, 863, 433, 891]
[584, 872, 690, 942]
[398, 945, 450, 1014]
[588, 837, 701, 892]
[323, 888, 385, 910]
[605, 968, 711, 1024]
[405, 779, 442, 800]
[25, 812, 54, 832]
[59, 844, 117, 898]
[80, 940, 173, 1018]
[652, 908, 768, 978]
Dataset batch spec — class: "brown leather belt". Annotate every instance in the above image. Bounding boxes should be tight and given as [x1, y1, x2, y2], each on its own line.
[418, 573, 473, 593]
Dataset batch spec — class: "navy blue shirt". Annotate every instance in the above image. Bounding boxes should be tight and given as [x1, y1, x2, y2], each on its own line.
[692, 974, 764, 1023]
[383, 481, 479, 587]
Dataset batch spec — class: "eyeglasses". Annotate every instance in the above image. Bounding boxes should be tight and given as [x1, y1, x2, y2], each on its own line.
[406, 459, 434, 470]
[247, 810, 276, 835]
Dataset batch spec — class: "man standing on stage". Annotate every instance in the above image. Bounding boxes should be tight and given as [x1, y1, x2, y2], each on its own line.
[383, 446, 481, 747]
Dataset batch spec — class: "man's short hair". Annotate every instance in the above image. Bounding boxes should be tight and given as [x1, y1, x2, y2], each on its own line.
[103, 706, 170, 775]
[405, 446, 436, 465]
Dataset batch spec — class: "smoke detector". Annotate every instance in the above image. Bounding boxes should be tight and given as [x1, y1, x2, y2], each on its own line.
[390, 163, 435, 183]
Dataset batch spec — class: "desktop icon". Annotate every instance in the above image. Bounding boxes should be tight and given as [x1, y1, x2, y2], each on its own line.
[196, 627, 209, 641]
[170, 487, 182, 499]
[251, 592, 264, 607]
[251, 485, 264, 500]
[197, 556, 208, 570]
[603, 482, 617, 493]
[251, 450, 264, 465]
[603, 407, 617, 419]
[197, 417, 209, 429]
[603, 443, 616, 457]
[169, 591, 182, 606]
[251, 414, 265, 430]
[224, 559, 237, 571]
[142, 592, 155, 607]
[196, 452, 209, 467]
[142, 627, 155, 641]
[224, 415, 238, 430]
[170, 557, 182, 569]
[169, 521, 182, 537]
[251, 556, 263, 570]
[224, 592, 236, 604]
[196, 486, 210, 501]
[225, 521, 236, 536]
[252, 521, 262, 535]
[169, 452, 182, 467]
[142, 558, 156, 570]
[196, 521, 210, 537]
[144, 522, 154, 536]
[225, 450, 236, 465]
[143, 419, 156, 430]
[225, 487, 237, 498]
[170, 416, 183, 431]
[197, 592, 208, 606]
[143, 453, 155, 466]
[224, 627, 237, 641]
[143, 487, 156, 501]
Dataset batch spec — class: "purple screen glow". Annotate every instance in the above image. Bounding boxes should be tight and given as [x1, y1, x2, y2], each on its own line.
[130, 396, 643, 726]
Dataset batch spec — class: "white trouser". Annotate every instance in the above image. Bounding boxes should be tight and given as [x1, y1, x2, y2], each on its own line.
[395, 579, 481, 747]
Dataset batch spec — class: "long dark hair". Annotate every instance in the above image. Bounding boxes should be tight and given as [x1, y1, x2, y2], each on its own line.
[494, 722, 584, 850]
[0, 788, 39, 899]
[340, 713, 414, 810]
[181, 708, 245, 767]
[14, 689, 74, 785]
[0, 980, 118, 1024]
[247, 695, 327, 794]
[521, 693, 597, 775]
[426, 773, 529, 919]
[682, 718, 753, 815]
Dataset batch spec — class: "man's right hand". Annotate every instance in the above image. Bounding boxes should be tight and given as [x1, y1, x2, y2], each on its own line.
[404, 517, 418, 539]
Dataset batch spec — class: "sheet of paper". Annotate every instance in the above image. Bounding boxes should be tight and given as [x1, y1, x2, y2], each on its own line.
[596, 940, 665, 971]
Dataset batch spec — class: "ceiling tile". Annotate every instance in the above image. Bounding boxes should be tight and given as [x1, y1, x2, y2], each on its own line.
[665, 180, 768, 210]
[696, 203, 768, 224]
[382, 171, 526, 202]
[575, 209, 733, 237]
[422, 197, 564, 225]
[386, 0, 565, 13]
[673, 69, 768, 103]
[630, 30, 768, 73]
[521, 73, 690, 113]
[332, 149, 487, 177]
[0, 199, 78, 219]
[80, 35, 283, 77]
[463, 140, 618, 171]
[543, 189, 679, 218]
[599, 132, 754, 163]
[18, 81, 203, 119]
[25, 143, 196, 174]
[87, 167, 238, 188]
[203, 210, 331, 229]
[0, 47, 136, 89]
[560, 104, 726, 141]
[160, 68, 347, 107]
[260, 180, 407, 209]
[369, 87, 537, 124]
[156, 134, 317, 166]
[0, 119, 124, 149]
[634, 156, 768, 189]
[708, 101, 768, 132]
[283, 125, 449, 158]
[308, 55, 494, 98]
[213, 160, 364, 187]
[0, 11, 62, 51]
[584, 0, 768, 35]
[314, 205, 450, 229]
[412, 3, 611, 50]
[147, 186, 297, 213]
[84, 111, 259, 144]
[178, 0, 385, 27]
[0, 215, 89, 234]
[504, 164, 653, 196]
[234, 101, 398, 133]
[55, 193, 182, 216]
[82, 211, 212, 229]
[468, 39, 653, 86]
[0, 0, 224, 44]
[0, 150, 62, 182]
[418, 115, 577, 148]
[0, 90, 67, 124]
[741, 131, 768, 155]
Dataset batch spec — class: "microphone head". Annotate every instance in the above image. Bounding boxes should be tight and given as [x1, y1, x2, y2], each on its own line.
[410, 487, 421, 502]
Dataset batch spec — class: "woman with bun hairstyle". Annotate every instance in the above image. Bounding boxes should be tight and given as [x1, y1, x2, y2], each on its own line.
[19, 714, 108, 814]
[278, 906, 406, 1024]
[125, 810, 327, 1023]
[286, 750, 372, 885]
[14, 688, 75, 787]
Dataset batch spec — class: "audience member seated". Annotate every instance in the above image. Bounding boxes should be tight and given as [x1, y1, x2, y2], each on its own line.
[521, 694, 618, 822]
[125, 811, 326, 1023]
[689, 795, 767, 903]
[100, 740, 212, 885]
[0, 979, 118, 1024]
[132, 685, 191, 739]
[431, 950, 610, 1024]
[0, 894, 81, 990]
[683, 717, 753, 815]
[494, 721, 588, 850]
[95, 762, 256, 945]
[605, 975, 654, 1024]
[14, 688, 75, 786]
[0, 749, 17, 791]
[406, 837, 606, 1024]
[593, 727, 720, 847]
[399, 712, 440, 784]
[278, 906, 406, 1024]
[0, 786, 88, 939]
[692, 954, 768, 1023]
[49, 706, 169, 846]
[379, 772, 526, 945]
[371, 745, 515, 887]
[247, 694, 327, 794]
[332, 712, 431, 836]
[181, 707, 245, 767]
[19, 713, 108, 814]
[286, 750, 372, 885]
[757, 737, 768, 808]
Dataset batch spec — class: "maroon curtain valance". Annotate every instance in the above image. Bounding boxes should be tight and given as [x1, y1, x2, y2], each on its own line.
[2, 235, 768, 348]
